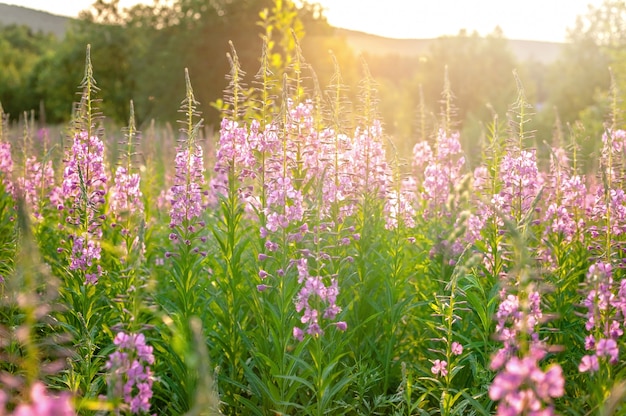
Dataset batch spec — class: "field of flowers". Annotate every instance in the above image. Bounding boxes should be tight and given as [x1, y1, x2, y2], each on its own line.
[1, 43, 626, 415]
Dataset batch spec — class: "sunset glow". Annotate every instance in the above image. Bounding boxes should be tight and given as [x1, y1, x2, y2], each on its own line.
[3, 0, 604, 42]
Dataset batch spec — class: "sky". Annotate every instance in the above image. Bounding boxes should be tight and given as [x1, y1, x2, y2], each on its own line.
[2, 0, 604, 42]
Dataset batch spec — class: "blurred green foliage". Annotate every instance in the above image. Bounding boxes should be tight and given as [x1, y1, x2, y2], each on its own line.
[1, 0, 626, 159]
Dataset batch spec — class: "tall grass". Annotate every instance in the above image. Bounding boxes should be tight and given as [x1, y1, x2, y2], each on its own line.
[3, 32, 626, 416]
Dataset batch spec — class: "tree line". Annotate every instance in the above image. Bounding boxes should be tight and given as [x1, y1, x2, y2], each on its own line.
[0, 0, 624, 161]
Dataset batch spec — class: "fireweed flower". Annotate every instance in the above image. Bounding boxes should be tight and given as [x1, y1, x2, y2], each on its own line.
[579, 262, 626, 372]
[169, 145, 206, 229]
[542, 147, 588, 243]
[0, 141, 14, 195]
[420, 129, 465, 218]
[62, 132, 108, 219]
[490, 289, 543, 370]
[412, 140, 433, 175]
[431, 359, 448, 377]
[349, 120, 390, 195]
[589, 187, 626, 236]
[489, 355, 564, 416]
[602, 129, 626, 157]
[313, 128, 359, 220]
[293, 258, 344, 339]
[109, 166, 144, 229]
[579, 354, 599, 373]
[106, 332, 155, 414]
[497, 149, 543, 220]
[489, 283, 564, 415]
[16, 156, 57, 219]
[264, 173, 304, 233]
[7, 382, 75, 416]
[69, 234, 102, 285]
[209, 117, 257, 205]
[383, 180, 416, 230]
[61, 131, 108, 284]
[215, 118, 257, 181]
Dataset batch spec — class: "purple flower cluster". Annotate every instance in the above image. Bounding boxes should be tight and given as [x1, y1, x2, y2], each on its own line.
[316, 131, 357, 220]
[0, 141, 14, 195]
[209, 118, 260, 207]
[215, 118, 257, 182]
[601, 129, 626, 160]
[69, 234, 102, 285]
[412, 141, 433, 176]
[169, 145, 206, 229]
[496, 150, 543, 219]
[349, 120, 390, 195]
[541, 148, 588, 243]
[589, 187, 626, 237]
[61, 132, 108, 216]
[420, 129, 465, 217]
[490, 290, 543, 370]
[210, 103, 394, 345]
[488, 285, 565, 415]
[105, 332, 155, 414]
[383, 185, 416, 230]
[110, 166, 144, 230]
[61, 132, 108, 284]
[292, 258, 346, 340]
[430, 341, 463, 377]
[16, 156, 58, 219]
[579, 262, 626, 372]
[489, 350, 564, 416]
[0, 382, 75, 415]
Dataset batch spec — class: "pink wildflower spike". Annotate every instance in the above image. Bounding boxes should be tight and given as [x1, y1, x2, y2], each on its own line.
[169, 145, 206, 228]
[11, 382, 75, 415]
[110, 166, 143, 222]
[106, 332, 155, 414]
[0, 141, 14, 195]
[293, 260, 343, 339]
[490, 354, 564, 414]
[61, 132, 108, 284]
[16, 156, 57, 219]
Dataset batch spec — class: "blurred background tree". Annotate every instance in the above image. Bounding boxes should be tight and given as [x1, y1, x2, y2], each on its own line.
[0, 24, 58, 122]
[1, 0, 625, 167]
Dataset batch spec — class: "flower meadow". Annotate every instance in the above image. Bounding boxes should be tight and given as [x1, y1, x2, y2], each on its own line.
[3, 40, 626, 416]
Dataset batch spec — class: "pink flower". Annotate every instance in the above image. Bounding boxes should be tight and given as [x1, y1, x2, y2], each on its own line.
[596, 338, 619, 364]
[11, 382, 75, 415]
[106, 332, 154, 414]
[292, 260, 343, 340]
[169, 145, 206, 228]
[293, 327, 304, 342]
[16, 156, 57, 219]
[431, 359, 448, 377]
[109, 166, 143, 222]
[490, 355, 563, 415]
[578, 355, 599, 373]
[335, 321, 347, 331]
[0, 141, 14, 194]
[451, 342, 463, 356]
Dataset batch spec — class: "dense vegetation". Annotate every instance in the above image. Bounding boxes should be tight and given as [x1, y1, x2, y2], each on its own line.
[4, 0, 626, 415]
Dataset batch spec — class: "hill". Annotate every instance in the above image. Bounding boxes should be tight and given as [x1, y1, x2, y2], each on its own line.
[335, 28, 564, 64]
[0, 3, 71, 38]
[0, 3, 564, 64]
